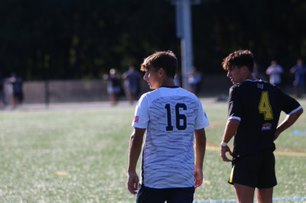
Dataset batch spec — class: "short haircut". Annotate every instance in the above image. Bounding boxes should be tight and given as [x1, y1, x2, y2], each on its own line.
[222, 50, 254, 72]
[141, 50, 178, 78]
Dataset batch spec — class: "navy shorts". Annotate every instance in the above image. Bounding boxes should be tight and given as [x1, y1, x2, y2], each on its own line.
[136, 185, 195, 203]
[228, 151, 277, 188]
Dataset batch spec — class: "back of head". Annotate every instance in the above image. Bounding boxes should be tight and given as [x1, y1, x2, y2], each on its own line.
[141, 50, 178, 78]
[222, 50, 254, 72]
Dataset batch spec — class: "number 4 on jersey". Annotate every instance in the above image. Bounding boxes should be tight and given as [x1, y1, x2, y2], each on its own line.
[258, 91, 273, 120]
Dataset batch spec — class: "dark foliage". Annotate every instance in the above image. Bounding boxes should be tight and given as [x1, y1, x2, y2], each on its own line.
[0, 0, 305, 79]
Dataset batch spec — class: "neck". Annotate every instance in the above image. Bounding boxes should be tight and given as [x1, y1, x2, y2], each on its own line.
[160, 79, 175, 87]
[244, 72, 255, 81]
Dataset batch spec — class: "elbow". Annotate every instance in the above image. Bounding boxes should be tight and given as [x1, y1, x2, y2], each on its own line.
[289, 108, 303, 121]
[195, 129, 207, 145]
[200, 133, 207, 146]
[296, 108, 303, 118]
[203, 133, 207, 143]
[130, 133, 144, 146]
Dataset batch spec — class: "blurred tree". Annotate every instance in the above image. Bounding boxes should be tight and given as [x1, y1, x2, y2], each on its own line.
[0, 0, 305, 80]
[193, 0, 306, 74]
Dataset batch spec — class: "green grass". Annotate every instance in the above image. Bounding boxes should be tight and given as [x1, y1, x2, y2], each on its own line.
[0, 98, 305, 202]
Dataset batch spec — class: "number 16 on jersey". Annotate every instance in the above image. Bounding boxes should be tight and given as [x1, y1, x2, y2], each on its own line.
[165, 103, 187, 131]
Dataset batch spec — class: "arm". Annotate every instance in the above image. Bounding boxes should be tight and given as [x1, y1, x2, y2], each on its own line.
[127, 128, 146, 194]
[274, 108, 303, 141]
[194, 128, 206, 188]
[220, 119, 240, 162]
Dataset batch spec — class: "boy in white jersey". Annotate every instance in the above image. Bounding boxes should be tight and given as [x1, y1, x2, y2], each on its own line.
[127, 51, 209, 203]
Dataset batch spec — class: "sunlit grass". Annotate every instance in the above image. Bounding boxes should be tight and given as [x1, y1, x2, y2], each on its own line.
[0, 98, 305, 202]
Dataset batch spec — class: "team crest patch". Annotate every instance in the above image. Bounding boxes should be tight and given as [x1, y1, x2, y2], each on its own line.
[261, 122, 272, 131]
[134, 116, 139, 123]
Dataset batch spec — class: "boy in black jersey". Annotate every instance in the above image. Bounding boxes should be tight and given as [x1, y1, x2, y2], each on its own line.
[220, 50, 303, 203]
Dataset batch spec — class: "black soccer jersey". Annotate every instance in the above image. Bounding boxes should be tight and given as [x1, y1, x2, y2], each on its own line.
[228, 80, 302, 157]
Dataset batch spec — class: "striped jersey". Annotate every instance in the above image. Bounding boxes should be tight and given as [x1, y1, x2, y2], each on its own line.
[132, 87, 209, 189]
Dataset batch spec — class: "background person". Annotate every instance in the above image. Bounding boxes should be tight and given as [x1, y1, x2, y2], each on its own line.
[10, 73, 24, 109]
[290, 58, 306, 98]
[127, 51, 209, 203]
[0, 71, 5, 108]
[220, 50, 303, 203]
[122, 66, 141, 104]
[266, 60, 283, 87]
[188, 67, 202, 95]
[104, 68, 121, 106]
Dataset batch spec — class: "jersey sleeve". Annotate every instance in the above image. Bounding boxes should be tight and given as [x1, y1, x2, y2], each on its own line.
[279, 90, 302, 115]
[228, 86, 242, 121]
[132, 94, 149, 129]
[195, 99, 209, 129]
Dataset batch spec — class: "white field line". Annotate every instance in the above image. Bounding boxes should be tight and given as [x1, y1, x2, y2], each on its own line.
[206, 146, 306, 157]
[194, 196, 306, 202]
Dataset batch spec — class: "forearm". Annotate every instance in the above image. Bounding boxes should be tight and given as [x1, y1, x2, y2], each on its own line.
[220, 119, 239, 162]
[128, 131, 144, 173]
[194, 129, 206, 170]
[221, 119, 240, 143]
[275, 109, 303, 140]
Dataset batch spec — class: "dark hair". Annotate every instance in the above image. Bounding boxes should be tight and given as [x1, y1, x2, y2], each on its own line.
[222, 50, 254, 72]
[141, 50, 178, 78]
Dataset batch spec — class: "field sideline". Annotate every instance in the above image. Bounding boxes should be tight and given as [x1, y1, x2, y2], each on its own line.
[0, 97, 305, 202]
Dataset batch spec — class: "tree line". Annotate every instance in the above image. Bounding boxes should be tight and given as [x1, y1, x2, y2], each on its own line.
[0, 0, 305, 80]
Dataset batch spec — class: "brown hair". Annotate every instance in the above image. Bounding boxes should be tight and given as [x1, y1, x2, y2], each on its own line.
[222, 50, 254, 72]
[141, 50, 178, 78]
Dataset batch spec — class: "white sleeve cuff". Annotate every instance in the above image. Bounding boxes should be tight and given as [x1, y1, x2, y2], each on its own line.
[288, 106, 303, 115]
[228, 116, 241, 121]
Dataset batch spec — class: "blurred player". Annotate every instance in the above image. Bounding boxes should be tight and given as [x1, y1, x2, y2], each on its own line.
[127, 50, 209, 203]
[220, 50, 303, 203]
[265, 60, 283, 87]
[122, 66, 142, 104]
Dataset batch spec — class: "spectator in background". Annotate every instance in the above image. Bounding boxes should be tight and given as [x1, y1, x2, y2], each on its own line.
[188, 67, 202, 95]
[122, 66, 141, 104]
[252, 62, 266, 80]
[104, 68, 121, 106]
[0, 71, 5, 108]
[266, 60, 283, 87]
[10, 73, 23, 109]
[174, 72, 182, 87]
[290, 58, 306, 98]
[3, 77, 12, 107]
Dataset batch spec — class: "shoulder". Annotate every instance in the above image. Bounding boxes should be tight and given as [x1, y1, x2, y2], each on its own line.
[138, 91, 151, 103]
[138, 89, 163, 104]
[178, 87, 197, 96]
[229, 83, 240, 92]
[176, 88, 201, 103]
[229, 80, 258, 95]
[144, 88, 160, 98]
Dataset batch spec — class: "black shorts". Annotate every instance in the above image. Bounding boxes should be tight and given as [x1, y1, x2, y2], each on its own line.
[136, 185, 195, 203]
[228, 151, 277, 188]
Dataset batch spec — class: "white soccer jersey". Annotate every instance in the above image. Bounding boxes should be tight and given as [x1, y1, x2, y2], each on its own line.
[132, 87, 209, 189]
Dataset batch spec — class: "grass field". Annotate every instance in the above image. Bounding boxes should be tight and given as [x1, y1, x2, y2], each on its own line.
[0, 98, 305, 203]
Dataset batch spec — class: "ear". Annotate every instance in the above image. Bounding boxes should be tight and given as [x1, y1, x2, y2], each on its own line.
[241, 65, 250, 74]
[158, 68, 165, 77]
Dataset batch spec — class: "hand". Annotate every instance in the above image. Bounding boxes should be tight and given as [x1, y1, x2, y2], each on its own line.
[194, 168, 203, 188]
[220, 145, 233, 162]
[127, 171, 139, 194]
